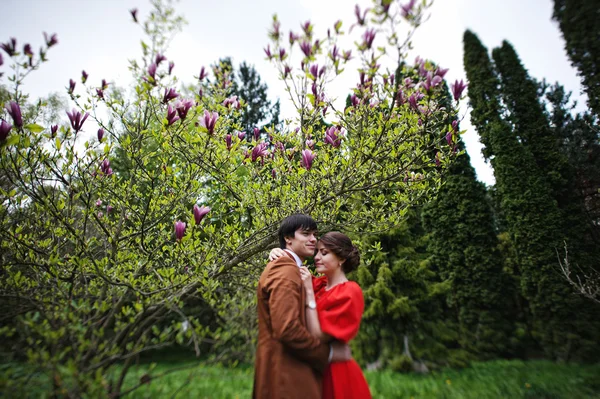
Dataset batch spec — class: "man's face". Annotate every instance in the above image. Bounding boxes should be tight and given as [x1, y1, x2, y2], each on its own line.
[286, 228, 317, 259]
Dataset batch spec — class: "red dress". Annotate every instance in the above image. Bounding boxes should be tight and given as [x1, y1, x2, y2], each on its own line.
[313, 276, 372, 399]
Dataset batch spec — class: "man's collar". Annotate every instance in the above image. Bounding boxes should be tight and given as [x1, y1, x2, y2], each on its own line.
[284, 249, 303, 267]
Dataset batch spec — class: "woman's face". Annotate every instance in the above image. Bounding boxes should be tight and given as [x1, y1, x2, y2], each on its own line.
[314, 241, 344, 275]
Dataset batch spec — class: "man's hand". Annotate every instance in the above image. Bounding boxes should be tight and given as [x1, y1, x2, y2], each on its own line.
[268, 248, 287, 262]
[330, 341, 352, 362]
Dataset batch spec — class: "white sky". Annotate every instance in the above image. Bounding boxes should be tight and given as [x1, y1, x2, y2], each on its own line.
[1, 0, 586, 186]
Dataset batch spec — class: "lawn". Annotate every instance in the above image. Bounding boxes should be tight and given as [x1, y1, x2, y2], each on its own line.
[2, 359, 599, 398]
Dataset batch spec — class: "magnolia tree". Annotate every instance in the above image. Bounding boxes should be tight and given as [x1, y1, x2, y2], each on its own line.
[0, 0, 465, 395]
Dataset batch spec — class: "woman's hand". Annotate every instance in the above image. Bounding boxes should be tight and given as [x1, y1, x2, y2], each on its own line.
[268, 248, 286, 262]
[299, 266, 314, 293]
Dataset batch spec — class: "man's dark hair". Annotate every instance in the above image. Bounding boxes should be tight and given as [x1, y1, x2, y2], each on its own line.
[278, 214, 318, 249]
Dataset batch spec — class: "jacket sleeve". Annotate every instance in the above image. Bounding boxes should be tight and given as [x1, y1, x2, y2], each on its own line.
[265, 259, 329, 371]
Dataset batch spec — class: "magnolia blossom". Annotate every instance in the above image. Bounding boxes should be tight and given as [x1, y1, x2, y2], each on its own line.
[362, 29, 376, 50]
[5, 101, 23, 128]
[130, 8, 138, 22]
[301, 149, 315, 170]
[168, 61, 175, 75]
[44, 32, 58, 47]
[100, 159, 113, 176]
[81, 70, 88, 83]
[50, 125, 58, 137]
[175, 99, 194, 121]
[324, 126, 343, 148]
[421, 71, 443, 92]
[97, 128, 104, 142]
[408, 93, 424, 112]
[198, 66, 208, 81]
[68, 79, 76, 94]
[147, 63, 157, 82]
[225, 134, 232, 150]
[174, 221, 186, 241]
[251, 142, 269, 162]
[166, 105, 180, 126]
[193, 205, 210, 224]
[223, 95, 240, 109]
[163, 88, 179, 103]
[95, 199, 102, 207]
[1, 38, 17, 56]
[300, 41, 312, 57]
[0, 120, 12, 141]
[451, 80, 468, 102]
[66, 108, 89, 133]
[199, 110, 218, 134]
[401, 0, 417, 17]
[445, 131, 453, 146]
[253, 127, 260, 141]
[155, 53, 166, 66]
[237, 131, 246, 141]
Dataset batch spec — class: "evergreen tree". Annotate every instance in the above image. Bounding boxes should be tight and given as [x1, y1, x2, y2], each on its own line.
[492, 41, 600, 273]
[422, 128, 515, 359]
[463, 30, 597, 360]
[552, 0, 600, 117]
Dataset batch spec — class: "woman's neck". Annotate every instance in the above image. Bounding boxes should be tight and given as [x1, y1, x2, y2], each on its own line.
[325, 269, 348, 289]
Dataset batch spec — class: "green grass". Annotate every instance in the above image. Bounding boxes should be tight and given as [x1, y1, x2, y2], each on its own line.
[2, 359, 599, 398]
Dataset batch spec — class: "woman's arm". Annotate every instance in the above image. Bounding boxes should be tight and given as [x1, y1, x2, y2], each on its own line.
[300, 267, 333, 342]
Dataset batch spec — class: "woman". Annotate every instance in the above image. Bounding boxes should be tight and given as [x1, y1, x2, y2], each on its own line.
[270, 231, 371, 399]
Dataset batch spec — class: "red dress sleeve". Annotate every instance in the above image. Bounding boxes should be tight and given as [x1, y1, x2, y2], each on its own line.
[316, 282, 364, 343]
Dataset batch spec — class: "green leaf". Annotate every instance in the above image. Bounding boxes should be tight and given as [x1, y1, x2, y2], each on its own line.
[25, 123, 45, 133]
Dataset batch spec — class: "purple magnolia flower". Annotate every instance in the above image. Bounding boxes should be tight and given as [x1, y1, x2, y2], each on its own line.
[396, 89, 406, 106]
[264, 45, 273, 59]
[100, 159, 113, 176]
[0, 120, 12, 141]
[324, 126, 342, 148]
[1, 38, 17, 56]
[193, 205, 210, 224]
[452, 120, 459, 131]
[342, 50, 353, 61]
[237, 131, 246, 140]
[289, 31, 300, 45]
[300, 41, 312, 57]
[272, 169, 277, 179]
[174, 221, 186, 241]
[309, 64, 319, 79]
[166, 105, 180, 126]
[130, 8, 138, 22]
[404, 77, 415, 89]
[82, 70, 88, 83]
[95, 199, 102, 207]
[6, 101, 23, 128]
[155, 53, 167, 66]
[283, 64, 292, 78]
[451, 79, 468, 102]
[362, 29, 376, 50]
[435, 152, 441, 167]
[422, 71, 442, 92]
[43, 32, 58, 47]
[401, 0, 417, 17]
[106, 205, 114, 213]
[96, 89, 104, 99]
[350, 94, 360, 107]
[253, 127, 260, 141]
[199, 110, 218, 134]
[224, 134, 232, 150]
[0, 52, 3, 67]
[23, 44, 33, 58]
[175, 99, 194, 120]
[251, 142, 269, 162]
[279, 48, 286, 60]
[198, 88, 204, 100]
[50, 125, 58, 137]
[168, 61, 175, 75]
[408, 93, 424, 111]
[223, 95, 240, 109]
[306, 139, 315, 150]
[163, 88, 179, 104]
[301, 149, 315, 170]
[436, 67, 449, 78]
[147, 63, 157, 82]
[68, 79, 76, 94]
[354, 5, 369, 26]
[198, 66, 208, 81]
[330, 45, 340, 62]
[445, 131, 453, 146]
[98, 128, 104, 142]
[66, 108, 89, 133]
[101, 79, 109, 90]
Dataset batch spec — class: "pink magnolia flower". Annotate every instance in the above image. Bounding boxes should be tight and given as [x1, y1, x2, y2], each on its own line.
[198, 66, 208, 81]
[81, 70, 88, 83]
[175, 99, 194, 121]
[68, 79, 76, 94]
[362, 29, 376, 50]
[300, 41, 312, 57]
[163, 88, 179, 104]
[199, 110, 218, 134]
[44, 32, 58, 47]
[166, 105, 180, 126]
[301, 149, 315, 170]
[6, 101, 23, 128]
[0, 120, 12, 141]
[251, 142, 269, 162]
[174, 221, 186, 241]
[225, 134, 232, 150]
[401, 0, 417, 17]
[223, 95, 240, 109]
[1, 38, 17, 56]
[66, 108, 89, 133]
[97, 128, 104, 142]
[324, 126, 343, 148]
[193, 205, 210, 224]
[50, 125, 58, 137]
[451, 79, 468, 102]
[253, 127, 260, 141]
[237, 131, 246, 141]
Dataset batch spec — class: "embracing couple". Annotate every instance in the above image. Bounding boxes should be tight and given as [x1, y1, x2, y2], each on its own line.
[253, 214, 372, 399]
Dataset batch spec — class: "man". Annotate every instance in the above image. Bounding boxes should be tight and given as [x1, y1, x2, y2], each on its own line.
[253, 214, 351, 398]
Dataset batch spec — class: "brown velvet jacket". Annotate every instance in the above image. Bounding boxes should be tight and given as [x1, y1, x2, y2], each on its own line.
[253, 253, 329, 398]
